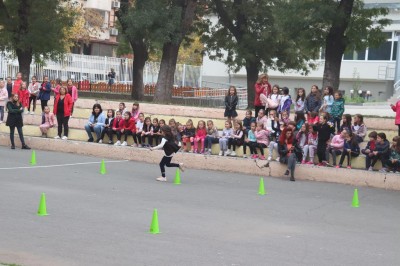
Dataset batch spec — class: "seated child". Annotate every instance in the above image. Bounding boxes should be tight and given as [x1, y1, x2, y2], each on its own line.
[243, 121, 256, 158]
[39, 106, 55, 138]
[219, 120, 233, 156]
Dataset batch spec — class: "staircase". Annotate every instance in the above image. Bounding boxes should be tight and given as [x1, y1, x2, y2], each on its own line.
[387, 79, 400, 103]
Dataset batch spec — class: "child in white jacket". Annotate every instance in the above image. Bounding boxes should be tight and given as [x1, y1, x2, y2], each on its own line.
[0, 80, 8, 123]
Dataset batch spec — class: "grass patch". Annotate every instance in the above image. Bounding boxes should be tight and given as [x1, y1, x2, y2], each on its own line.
[0, 263, 22, 266]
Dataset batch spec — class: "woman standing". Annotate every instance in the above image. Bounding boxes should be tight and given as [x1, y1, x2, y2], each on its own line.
[6, 94, 30, 149]
[66, 78, 78, 116]
[28, 76, 40, 114]
[254, 73, 271, 116]
[53, 87, 73, 140]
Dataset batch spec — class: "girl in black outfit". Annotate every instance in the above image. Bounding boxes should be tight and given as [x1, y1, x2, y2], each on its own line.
[150, 125, 185, 182]
[224, 86, 238, 122]
[6, 94, 30, 150]
[99, 109, 115, 144]
[316, 113, 334, 166]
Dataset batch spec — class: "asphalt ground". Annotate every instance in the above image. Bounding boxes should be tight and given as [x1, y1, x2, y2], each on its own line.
[0, 146, 399, 266]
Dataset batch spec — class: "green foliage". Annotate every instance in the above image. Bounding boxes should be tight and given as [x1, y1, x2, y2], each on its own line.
[0, 0, 76, 61]
[203, 0, 318, 75]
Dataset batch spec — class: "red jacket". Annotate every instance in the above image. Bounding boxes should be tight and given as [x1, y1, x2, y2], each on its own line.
[17, 89, 29, 108]
[112, 118, 124, 131]
[392, 100, 400, 125]
[53, 94, 73, 117]
[121, 118, 136, 132]
[254, 82, 271, 106]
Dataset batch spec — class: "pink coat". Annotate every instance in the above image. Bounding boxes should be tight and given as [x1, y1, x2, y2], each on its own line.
[330, 134, 344, 150]
[391, 100, 400, 125]
[195, 128, 207, 139]
[255, 129, 269, 146]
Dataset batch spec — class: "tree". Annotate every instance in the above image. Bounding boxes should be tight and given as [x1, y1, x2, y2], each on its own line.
[204, 0, 318, 107]
[0, 0, 75, 81]
[153, 0, 204, 103]
[279, 0, 391, 90]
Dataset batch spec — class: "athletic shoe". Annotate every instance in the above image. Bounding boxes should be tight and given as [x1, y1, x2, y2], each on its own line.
[179, 163, 185, 172]
[251, 154, 258, 159]
[98, 139, 103, 144]
[243, 155, 247, 158]
[276, 157, 280, 162]
[301, 160, 307, 164]
[259, 155, 265, 160]
[121, 141, 127, 146]
[267, 156, 272, 161]
[379, 168, 387, 173]
[11, 145, 15, 149]
[317, 163, 324, 166]
[88, 138, 94, 142]
[218, 151, 223, 156]
[21, 144, 31, 150]
[54, 136, 60, 139]
[108, 140, 113, 145]
[30, 111, 34, 115]
[347, 166, 352, 169]
[335, 165, 340, 169]
[230, 151, 237, 157]
[306, 161, 314, 165]
[368, 166, 373, 171]
[284, 170, 289, 176]
[156, 176, 167, 182]
[225, 149, 232, 156]
[114, 141, 121, 146]
[290, 177, 295, 182]
[138, 144, 142, 148]
[61, 136, 68, 140]
[24, 111, 29, 115]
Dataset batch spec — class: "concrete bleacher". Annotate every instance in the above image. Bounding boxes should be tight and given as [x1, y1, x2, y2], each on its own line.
[0, 97, 399, 190]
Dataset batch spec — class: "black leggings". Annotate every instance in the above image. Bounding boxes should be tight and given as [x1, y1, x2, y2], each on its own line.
[56, 114, 69, 137]
[254, 143, 267, 155]
[116, 130, 133, 141]
[100, 127, 113, 141]
[9, 126, 25, 147]
[398, 125, 400, 136]
[40, 100, 48, 112]
[142, 135, 153, 146]
[339, 150, 359, 166]
[133, 132, 142, 144]
[160, 156, 179, 177]
[317, 141, 327, 163]
[28, 95, 37, 112]
[243, 141, 255, 154]
[228, 138, 243, 151]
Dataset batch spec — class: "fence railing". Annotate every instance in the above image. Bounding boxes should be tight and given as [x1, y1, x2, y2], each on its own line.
[0, 53, 202, 88]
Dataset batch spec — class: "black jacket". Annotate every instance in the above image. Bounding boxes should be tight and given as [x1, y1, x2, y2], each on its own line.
[278, 138, 302, 163]
[6, 101, 23, 128]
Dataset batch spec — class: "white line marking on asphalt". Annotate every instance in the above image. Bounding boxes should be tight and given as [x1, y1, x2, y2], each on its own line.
[0, 160, 130, 170]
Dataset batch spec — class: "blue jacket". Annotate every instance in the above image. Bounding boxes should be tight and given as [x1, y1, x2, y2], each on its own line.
[247, 130, 256, 142]
[88, 112, 106, 127]
[343, 139, 360, 156]
[38, 82, 52, 101]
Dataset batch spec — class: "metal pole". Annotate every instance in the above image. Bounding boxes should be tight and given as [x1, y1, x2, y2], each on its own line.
[395, 34, 400, 83]
[182, 64, 186, 87]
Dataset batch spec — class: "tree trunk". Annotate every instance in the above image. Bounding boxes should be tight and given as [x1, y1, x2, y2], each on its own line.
[245, 60, 260, 109]
[322, 0, 355, 90]
[16, 48, 32, 82]
[130, 40, 148, 100]
[153, 42, 181, 104]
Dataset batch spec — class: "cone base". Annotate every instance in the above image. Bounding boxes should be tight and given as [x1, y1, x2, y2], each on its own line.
[149, 231, 160, 234]
[37, 213, 48, 216]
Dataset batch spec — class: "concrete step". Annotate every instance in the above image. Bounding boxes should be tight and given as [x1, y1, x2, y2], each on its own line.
[0, 123, 383, 170]
[0, 133, 397, 190]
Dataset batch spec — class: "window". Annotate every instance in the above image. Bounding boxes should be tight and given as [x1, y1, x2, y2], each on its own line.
[367, 41, 392, 61]
[343, 49, 366, 60]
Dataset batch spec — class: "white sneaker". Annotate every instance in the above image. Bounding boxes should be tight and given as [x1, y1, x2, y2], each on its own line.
[179, 163, 185, 172]
[121, 141, 127, 146]
[24, 111, 29, 115]
[267, 156, 272, 161]
[243, 155, 247, 158]
[276, 157, 280, 162]
[98, 139, 103, 144]
[225, 149, 232, 155]
[54, 136, 60, 139]
[156, 176, 167, 182]
[138, 144, 142, 148]
[30, 111, 34, 115]
[368, 166, 373, 171]
[231, 151, 237, 157]
[61, 136, 68, 140]
[0, 121, 3, 124]
[114, 141, 121, 146]
[218, 151, 223, 156]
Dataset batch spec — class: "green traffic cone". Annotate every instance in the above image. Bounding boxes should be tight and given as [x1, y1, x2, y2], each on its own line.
[37, 193, 48, 216]
[149, 209, 160, 234]
[352, 188, 359, 208]
[100, 159, 106, 174]
[258, 177, 265, 195]
[30, 150, 36, 166]
[174, 169, 181, 185]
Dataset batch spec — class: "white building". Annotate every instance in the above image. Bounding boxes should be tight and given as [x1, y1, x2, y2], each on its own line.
[202, 1, 400, 102]
[71, 0, 120, 57]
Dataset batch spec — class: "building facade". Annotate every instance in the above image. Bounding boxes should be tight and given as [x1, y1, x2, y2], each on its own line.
[201, 1, 400, 102]
[71, 0, 120, 57]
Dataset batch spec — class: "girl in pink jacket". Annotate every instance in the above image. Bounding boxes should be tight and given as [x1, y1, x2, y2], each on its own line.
[326, 130, 345, 166]
[391, 100, 400, 136]
[39, 106, 56, 137]
[193, 120, 207, 153]
[254, 122, 270, 160]
[0, 80, 8, 123]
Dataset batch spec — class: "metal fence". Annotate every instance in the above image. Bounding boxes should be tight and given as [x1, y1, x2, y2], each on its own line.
[0, 53, 202, 87]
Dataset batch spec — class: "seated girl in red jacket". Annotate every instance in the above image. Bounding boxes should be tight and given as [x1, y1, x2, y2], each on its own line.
[117, 111, 136, 146]
[193, 120, 207, 153]
[113, 111, 124, 146]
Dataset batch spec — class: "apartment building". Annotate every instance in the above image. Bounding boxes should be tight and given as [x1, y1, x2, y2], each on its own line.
[71, 0, 120, 57]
